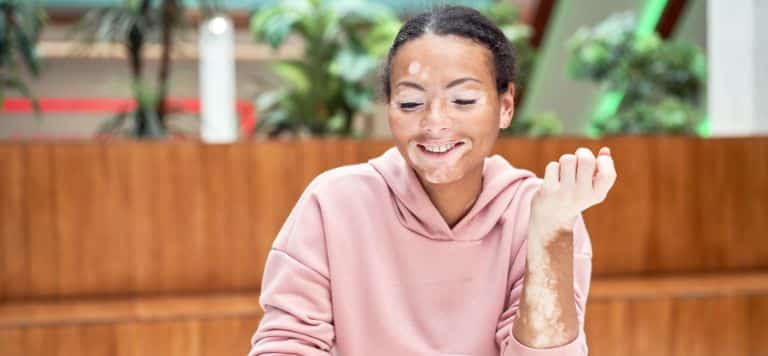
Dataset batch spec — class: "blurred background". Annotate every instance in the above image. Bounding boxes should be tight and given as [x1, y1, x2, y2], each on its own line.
[0, 0, 766, 355]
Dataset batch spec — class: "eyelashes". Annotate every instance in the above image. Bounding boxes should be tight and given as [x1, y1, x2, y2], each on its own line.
[397, 99, 478, 111]
[399, 102, 422, 110]
[453, 99, 477, 106]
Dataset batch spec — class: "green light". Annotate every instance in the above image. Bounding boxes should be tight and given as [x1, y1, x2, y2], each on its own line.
[636, 0, 669, 36]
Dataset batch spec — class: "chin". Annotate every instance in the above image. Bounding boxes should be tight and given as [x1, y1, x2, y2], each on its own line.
[418, 167, 466, 185]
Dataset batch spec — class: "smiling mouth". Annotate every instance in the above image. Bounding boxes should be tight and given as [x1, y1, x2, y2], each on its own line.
[417, 141, 466, 155]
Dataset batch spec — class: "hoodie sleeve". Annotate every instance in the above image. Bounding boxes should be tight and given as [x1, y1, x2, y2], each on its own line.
[249, 180, 335, 356]
[495, 214, 593, 356]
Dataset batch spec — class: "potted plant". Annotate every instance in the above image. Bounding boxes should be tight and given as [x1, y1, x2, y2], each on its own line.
[0, 0, 45, 113]
[250, 0, 402, 138]
[73, 0, 220, 138]
[567, 11, 707, 136]
[478, 0, 562, 137]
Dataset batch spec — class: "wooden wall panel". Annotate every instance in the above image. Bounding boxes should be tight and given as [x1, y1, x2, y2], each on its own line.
[22, 145, 59, 299]
[585, 295, 768, 356]
[246, 142, 303, 291]
[0, 316, 261, 356]
[1, 293, 767, 356]
[53, 144, 106, 297]
[696, 137, 768, 270]
[0, 137, 766, 301]
[0, 144, 26, 300]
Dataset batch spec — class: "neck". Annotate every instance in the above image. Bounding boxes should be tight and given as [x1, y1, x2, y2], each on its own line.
[419, 164, 484, 228]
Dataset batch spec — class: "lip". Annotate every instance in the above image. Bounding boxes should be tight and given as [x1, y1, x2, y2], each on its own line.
[414, 140, 467, 156]
[415, 139, 466, 146]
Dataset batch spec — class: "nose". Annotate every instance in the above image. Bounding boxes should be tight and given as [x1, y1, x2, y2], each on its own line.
[420, 100, 451, 135]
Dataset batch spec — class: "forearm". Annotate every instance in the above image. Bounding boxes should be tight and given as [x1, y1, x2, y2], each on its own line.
[512, 226, 578, 348]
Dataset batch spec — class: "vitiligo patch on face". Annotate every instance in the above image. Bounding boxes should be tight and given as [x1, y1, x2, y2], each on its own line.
[408, 61, 421, 75]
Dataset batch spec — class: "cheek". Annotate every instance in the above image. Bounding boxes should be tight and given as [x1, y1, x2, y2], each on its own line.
[387, 111, 418, 141]
[452, 106, 499, 137]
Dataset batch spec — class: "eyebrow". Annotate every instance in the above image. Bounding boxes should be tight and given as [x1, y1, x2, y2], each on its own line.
[394, 77, 482, 91]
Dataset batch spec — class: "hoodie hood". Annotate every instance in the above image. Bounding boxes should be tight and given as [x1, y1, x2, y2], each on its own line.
[368, 147, 536, 242]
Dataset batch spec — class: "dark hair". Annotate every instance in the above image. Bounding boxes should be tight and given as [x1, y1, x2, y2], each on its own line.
[382, 6, 516, 100]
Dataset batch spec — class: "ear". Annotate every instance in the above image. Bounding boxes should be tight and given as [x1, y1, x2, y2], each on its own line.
[498, 82, 516, 129]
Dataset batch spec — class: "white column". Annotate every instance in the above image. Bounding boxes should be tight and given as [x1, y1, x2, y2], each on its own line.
[707, 0, 768, 136]
[199, 15, 238, 143]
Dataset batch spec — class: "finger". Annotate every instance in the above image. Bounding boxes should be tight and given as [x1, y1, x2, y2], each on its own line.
[575, 147, 596, 190]
[598, 146, 611, 156]
[544, 161, 559, 187]
[594, 152, 617, 195]
[559, 154, 577, 185]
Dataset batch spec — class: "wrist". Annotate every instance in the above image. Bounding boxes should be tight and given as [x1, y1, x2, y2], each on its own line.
[527, 221, 575, 259]
[528, 216, 576, 237]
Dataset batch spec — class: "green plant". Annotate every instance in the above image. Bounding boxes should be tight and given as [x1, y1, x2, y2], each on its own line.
[251, 0, 401, 137]
[0, 0, 45, 113]
[506, 111, 563, 137]
[567, 11, 707, 135]
[479, 0, 559, 137]
[480, 0, 535, 95]
[73, 0, 220, 138]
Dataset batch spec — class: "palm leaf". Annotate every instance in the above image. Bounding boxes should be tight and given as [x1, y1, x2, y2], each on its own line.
[11, 24, 39, 76]
[0, 12, 8, 65]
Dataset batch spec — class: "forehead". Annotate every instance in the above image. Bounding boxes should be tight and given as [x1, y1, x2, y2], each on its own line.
[390, 33, 494, 83]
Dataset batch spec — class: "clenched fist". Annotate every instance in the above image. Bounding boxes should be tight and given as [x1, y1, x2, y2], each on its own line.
[530, 146, 617, 237]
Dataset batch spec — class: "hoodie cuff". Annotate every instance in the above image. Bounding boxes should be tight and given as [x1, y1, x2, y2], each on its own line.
[503, 329, 587, 356]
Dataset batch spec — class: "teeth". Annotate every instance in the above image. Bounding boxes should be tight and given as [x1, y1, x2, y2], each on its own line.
[424, 142, 457, 153]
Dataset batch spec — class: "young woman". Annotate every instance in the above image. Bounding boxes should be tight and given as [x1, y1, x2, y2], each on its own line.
[249, 6, 616, 356]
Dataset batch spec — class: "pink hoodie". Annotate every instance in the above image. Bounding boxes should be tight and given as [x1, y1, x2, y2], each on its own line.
[249, 147, 592, 356]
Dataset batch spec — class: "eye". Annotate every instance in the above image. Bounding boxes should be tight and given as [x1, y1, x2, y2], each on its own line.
[399, 102, 422, 110]
[453, 99, 477, 106]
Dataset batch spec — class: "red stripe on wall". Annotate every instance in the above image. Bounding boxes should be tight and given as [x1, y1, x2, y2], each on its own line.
[2, 97, 257, 136]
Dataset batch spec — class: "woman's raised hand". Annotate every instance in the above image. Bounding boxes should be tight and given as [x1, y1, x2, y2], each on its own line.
[530, 147, 617, 236]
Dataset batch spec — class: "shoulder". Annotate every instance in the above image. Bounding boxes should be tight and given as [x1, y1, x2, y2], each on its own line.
[484, 154, 542, 201]
[303, 163, 387, 201]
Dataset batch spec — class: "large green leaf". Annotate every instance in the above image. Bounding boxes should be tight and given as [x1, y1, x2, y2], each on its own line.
[271, 61, 310, 93]
[342, 86, 373, 112]
[250, 7, 299, 48]
[328, 46, 378, 83]
[255, 88, 287, 112]
[362, 18, 401, 56]
[325, 111, 346, 133]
